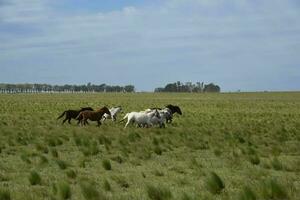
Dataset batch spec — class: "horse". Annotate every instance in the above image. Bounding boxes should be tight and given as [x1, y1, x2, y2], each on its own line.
[76, 107, 111, 127]
[102, 106, 122, 122]
[165, 104, 182, 123]
[144, 108, 172, 127]
[57, 107, 94, 124]
[120, 109, 161, 128]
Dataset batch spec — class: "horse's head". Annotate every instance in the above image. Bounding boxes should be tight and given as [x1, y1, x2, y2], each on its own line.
[101, 106, 111, 116]
[116, 106, 122, 113]
[174, 106, 182, 115]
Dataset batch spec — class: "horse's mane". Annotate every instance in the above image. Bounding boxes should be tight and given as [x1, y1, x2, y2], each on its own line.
[97, 106, 109, 112]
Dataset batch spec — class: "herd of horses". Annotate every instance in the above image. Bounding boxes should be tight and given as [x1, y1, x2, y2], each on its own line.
[57, 105, 182, 128]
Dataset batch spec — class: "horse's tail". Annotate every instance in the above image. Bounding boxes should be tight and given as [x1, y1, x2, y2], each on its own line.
[119, 113, 129, 123]
[57, 111, 66, 119]
[76, 112, 83, 120]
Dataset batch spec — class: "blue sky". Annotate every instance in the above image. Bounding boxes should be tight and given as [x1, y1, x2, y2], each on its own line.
[0, 0, 299, 91]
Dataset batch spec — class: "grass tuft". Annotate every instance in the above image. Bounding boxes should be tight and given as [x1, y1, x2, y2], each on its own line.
[206, 172, 225, 195]
[249, 154, 260, 165]
[272, 157, 283, 171]
[50, 148, 59, 158]
[66, 169, 77, 179]
[80, 181, 107, 200]
[146, 184, 172, 200]
[261, 179, 289, 200]
[56, 159, 68, 170]
[29, 170, 42, 185]
[0, 188, 11, 200]
[103, 179, 111, 191]
[102, 159, 112, 170]
[239, 186, 257, 200]
[154, 146, 163, 155]
[113, 176, 129, 188]
[58, 182, 71, 200]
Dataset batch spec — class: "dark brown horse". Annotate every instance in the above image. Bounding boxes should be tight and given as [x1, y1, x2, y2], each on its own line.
[165, 104, 182, 123]
[77, 106, 111, 126]
[57, 107, 94, 124]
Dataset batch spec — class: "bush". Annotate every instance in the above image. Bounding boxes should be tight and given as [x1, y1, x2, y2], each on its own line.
[206, 172, 225, 195]
[146, 184, 172, 200]
[29, 170, 42, 185]
[58, 182, 71, 200]
[102, 159, 112, 170]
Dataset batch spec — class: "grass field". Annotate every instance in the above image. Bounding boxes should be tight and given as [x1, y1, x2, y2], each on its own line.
[0, 92, 299, 200]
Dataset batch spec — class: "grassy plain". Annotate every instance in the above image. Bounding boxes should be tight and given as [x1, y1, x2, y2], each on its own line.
[0, 92, 299, 200]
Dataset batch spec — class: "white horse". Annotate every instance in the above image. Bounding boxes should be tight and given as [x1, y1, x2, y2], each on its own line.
[144, 108, 172, 127]
[121, 109, 160, 128]
[102, 106, 122, 122]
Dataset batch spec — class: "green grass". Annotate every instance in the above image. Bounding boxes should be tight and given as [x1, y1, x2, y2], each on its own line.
[0, 92, 299, 199]
[0, 189, 11, 200]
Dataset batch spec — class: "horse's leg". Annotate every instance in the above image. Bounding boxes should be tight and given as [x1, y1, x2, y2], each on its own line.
[68, 118, 71, 124]
[62, 117, 67, 124]
[124, 119, 131, 128]
[97, 120, 101, 127]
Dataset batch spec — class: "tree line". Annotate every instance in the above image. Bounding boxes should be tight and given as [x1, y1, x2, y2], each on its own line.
[154, 81, 220, 93]
[0, 83, 135, 93]
[0, 81, 221, 93]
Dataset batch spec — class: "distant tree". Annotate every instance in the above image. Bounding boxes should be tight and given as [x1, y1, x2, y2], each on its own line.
[204, 83, 221, 93]
[154, 81, 221, 93]
[124, 85, 135, 92]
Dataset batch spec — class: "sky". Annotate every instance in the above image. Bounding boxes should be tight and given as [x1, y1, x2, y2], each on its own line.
[0, 0, 299, 92]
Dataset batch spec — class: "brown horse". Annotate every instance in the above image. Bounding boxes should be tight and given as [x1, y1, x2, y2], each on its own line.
[77, 106, 111, 126]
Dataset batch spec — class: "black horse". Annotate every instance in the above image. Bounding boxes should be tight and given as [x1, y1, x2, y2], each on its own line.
[57, 107, 94, 124]
[165, 104, 182, 123]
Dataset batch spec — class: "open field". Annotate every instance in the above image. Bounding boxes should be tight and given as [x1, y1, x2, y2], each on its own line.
[0, 92, 299, 200]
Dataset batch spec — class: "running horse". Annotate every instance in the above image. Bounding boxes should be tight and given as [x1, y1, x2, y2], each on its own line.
[77, 106, 111, 126]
